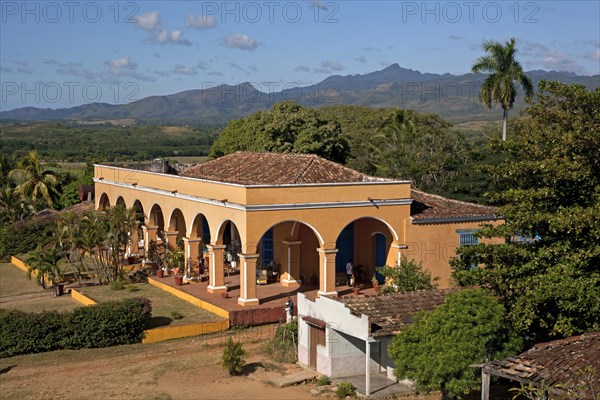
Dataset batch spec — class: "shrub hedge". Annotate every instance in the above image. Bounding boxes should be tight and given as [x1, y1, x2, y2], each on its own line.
[0, 297, 152, 358]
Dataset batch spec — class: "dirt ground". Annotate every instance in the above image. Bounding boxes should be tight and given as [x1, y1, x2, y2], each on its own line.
[0, 326, 333, 400]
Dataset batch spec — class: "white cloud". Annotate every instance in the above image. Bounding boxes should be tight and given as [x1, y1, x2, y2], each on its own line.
[208, 71, 224, 76]
[230, 62, 245, 71]
[171, 64, 197, 75]
[449, 35, 465, 40]
[315, 60, 345, 73]
[134, 11, 161, 31]
[583, 49, 600, 61]
[156, 30, 192, 46]
[520, 40, 586, 74]
[355, 56, 367, 63]
[223, 34, 259, 51]
[185, 14, 216, 29]
[106, 56, 137, 70]
[1, 66, 14, 73]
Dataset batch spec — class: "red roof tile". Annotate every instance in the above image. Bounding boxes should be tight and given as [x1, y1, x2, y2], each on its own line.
[483, 332, 600, 397]
[340, 289, 455, 337]
[181, 152, 389, 185]
[410, 189, 497, 222]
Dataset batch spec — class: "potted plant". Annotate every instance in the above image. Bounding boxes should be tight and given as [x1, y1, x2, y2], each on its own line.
[372, 274, 380, 293]
[168, 248, 185, 286]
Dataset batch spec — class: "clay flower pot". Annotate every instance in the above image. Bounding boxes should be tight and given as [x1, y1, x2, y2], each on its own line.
[221, 292, 229, 299]
[156, 269, 164, 278]
[174, 275, 183, 286]
[353, 288, 360, 296]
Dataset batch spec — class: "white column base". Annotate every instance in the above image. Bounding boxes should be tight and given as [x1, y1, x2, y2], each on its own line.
[317, 291, 338, 298]
[207, 285, 227, 294]
[237, 297, 259, 306]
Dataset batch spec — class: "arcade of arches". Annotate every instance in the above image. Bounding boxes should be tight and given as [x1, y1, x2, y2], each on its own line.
[94, 152, 500, 307]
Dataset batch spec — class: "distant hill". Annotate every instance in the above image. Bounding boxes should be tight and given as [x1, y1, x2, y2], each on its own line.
[2, 64, 598, 125]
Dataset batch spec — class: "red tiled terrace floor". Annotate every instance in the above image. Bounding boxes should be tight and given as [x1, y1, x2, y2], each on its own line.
[151, 272, 378, 325]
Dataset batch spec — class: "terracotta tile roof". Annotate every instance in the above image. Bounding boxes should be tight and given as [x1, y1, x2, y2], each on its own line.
[181, 152, 389, 185]
[13, 201, 96, 227]
[483, 332, 600, 397]
[410, 189, 497, 222]
[340, 289, 455, 337]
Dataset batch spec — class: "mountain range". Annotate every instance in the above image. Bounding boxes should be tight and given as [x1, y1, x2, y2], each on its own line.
[2, 64, 598, 125]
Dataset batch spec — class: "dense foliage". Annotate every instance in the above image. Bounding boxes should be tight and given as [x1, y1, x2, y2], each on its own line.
[0, 122, 219, 162]
[451, 82, 600, 341]
[210, 101, 350, 163]
[379, 257, 437, 294]
[0, 297, 152, 358]
[389, 289, 522, 399]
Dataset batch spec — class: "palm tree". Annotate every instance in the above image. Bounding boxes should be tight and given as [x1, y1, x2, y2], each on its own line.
[26, 245, 62, 289]
[472, 38, 534, 141]
[8, 151, 59, 206]
[0, 185, 35, 223]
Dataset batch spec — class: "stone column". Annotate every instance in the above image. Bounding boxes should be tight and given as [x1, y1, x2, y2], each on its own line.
[182, 237, 202, 264]
[129, 228, 140, 255]
[317, 248, 338, 297]
[164, 231, 179, 251]
[142, 225, 158, 254]
[281, 241, 301, 286]
[238, 253, 259, 307]
[207, 244, 226, 294]
[391, 243, 408, 266]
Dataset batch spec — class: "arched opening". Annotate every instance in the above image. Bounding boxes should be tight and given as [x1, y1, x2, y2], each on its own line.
[168, 208, 187, 246]
[335, 218, 396, 285]
[98, 193, 110, 210]
[190, 213, 211, 249]
[256, 220, 321, 286]
[115, 196, 126, 207]
[217, 220, 241, 265]
[148, 204, 165, 242]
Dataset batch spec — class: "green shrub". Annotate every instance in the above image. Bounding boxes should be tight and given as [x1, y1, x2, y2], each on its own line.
[266, 320, 298, 363]
[63, 297, 152, 349]
[127, 285, 140, 292]
[335, 382, 356, 399]
[110, 278, 125, 290]
[222, 336, 246, 376]
[0, 309, 67, 357]
[0, 297, 152, 357]
[316, 375, 331, 386]
[170, 311, 184, 320]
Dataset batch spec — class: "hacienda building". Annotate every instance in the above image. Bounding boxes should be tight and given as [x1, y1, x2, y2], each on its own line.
[93, 151, 502, 307]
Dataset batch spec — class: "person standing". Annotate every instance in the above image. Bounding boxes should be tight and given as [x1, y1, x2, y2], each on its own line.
[346, 259, 354, 287]
[285, 297, 294, 323]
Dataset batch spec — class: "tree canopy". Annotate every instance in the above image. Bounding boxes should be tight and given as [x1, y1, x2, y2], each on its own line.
[389, 289, 522, 399]
[451, 81, 600, 341]
[209, 101, 350, 163]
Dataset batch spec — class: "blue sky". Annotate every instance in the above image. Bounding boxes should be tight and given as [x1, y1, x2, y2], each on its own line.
[1, 1, 599, 110]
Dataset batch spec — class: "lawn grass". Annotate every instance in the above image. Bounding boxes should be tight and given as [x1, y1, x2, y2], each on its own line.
[0, 263, 44, 297]
[78, 283, 222, 329]
[0, 263, 82, 313]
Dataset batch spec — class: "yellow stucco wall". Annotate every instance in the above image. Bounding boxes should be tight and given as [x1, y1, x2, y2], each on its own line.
[405, 219, 504, 288]
[95, 164, 503, 293]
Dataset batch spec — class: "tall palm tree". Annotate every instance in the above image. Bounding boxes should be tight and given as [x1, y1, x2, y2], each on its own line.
[472, 38, 534, 141]
[8, 151, 59, 206]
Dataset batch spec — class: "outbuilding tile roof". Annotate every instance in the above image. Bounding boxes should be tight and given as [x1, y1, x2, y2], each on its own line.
[410, 189, 497, 222]
[340, 289, 454, 337]
[483, 332, 600, 398]
[181, 152, 389, 185]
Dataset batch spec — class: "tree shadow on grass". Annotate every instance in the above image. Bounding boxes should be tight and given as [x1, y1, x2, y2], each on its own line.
[146, 316, 173, 329]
